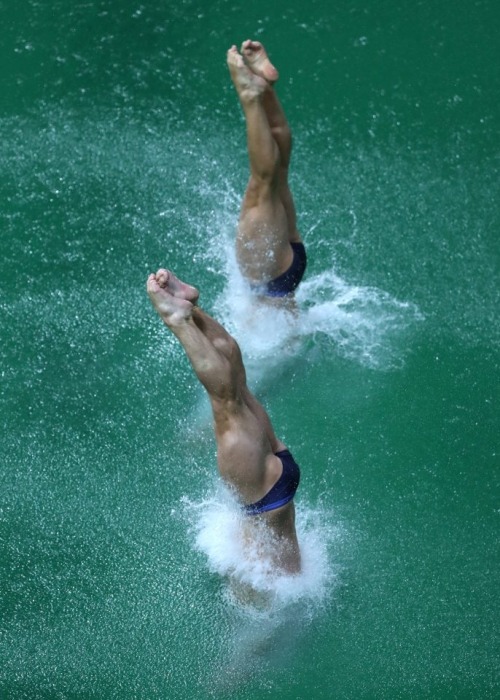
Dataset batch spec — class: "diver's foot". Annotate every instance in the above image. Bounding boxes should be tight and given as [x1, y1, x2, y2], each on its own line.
[147, 269, 198, 325]
[240, 40, 279, 84]
[227, 45, 267, 100]
[156, 268, 199, 303]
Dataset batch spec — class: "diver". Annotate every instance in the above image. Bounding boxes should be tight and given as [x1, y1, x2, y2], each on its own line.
[227, 40, 307, 303]
[147, 268, 301, 574]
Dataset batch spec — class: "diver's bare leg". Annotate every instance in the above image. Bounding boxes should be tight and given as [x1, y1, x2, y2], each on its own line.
[241, 40, 301, 243]
[147, 270, 239, 400]
[227, 46, 280, 192]
[227, 46, 292, 282]
[189, 306, 284, 452]
[240, 40, 289, 163]
[147, 269, 281, 449]
[263, 88, 300, 242]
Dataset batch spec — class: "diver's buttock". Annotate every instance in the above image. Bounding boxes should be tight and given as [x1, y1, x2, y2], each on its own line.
[244, 449, 300, 515]
[250, 242, 307, 298]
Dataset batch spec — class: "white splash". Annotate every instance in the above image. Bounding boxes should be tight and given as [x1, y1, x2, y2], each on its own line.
[182, 484, 339, 612]
[212, 237, 422, 373]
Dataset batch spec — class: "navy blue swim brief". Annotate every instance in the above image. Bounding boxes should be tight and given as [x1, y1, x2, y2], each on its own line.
[251, 242, 307, 298]
[244, 449, 300, 515]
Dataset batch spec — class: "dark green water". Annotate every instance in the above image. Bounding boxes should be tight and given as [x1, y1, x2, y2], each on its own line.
[1, 1, 499, 698]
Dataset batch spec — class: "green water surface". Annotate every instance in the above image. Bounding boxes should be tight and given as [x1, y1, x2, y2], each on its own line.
[1, 1, 499, 698]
